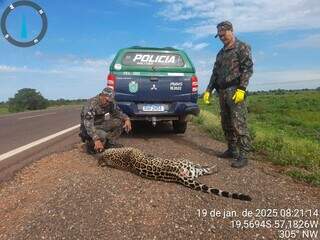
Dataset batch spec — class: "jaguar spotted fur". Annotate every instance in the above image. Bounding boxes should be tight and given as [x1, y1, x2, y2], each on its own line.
[98, 147, 251, 201]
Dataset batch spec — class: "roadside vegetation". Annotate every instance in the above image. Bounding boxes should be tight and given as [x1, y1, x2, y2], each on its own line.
[47, 98, 87, 108]
[0, 102, 9, 115]
[8, 88, 49, 112]
[0, 88, 86, 115]
[194, 89, 320, 186]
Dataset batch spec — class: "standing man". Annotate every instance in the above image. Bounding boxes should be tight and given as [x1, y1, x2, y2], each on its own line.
[80, 87, 132, 154]
[203, 21, 253, 168]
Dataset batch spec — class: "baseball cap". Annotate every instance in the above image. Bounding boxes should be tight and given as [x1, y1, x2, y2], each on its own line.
[100, 87, 114, 97]
[215, 21, 233, 38]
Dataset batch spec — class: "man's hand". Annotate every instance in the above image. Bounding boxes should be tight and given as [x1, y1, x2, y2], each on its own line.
[203, 91, 211, 105]
[123, 118, 132, 133]
[94, 139, 104, 152]
[232, 89, 245, 104]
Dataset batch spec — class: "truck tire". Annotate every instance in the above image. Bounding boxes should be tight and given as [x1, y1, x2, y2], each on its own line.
[173, 120, 187, 134]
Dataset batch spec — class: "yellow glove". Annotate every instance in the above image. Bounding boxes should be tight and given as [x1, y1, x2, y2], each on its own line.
[203, 91, 211, 105]
[232, 89, 245, 104]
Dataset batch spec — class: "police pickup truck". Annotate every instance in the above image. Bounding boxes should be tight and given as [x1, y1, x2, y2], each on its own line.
[107, 46, 200, 133]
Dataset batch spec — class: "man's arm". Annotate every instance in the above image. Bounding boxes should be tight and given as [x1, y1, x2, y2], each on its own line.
[238, 43, 253, 90]
[82, 103, 100, 141]
[110, 102, 129, 120]
[206, 60, 219, 92]
[110, 102, 131, 132]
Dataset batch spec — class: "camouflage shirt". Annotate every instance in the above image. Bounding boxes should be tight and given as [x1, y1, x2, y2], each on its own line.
[206, 38, 253, 92]
[81, 95, 128, 141]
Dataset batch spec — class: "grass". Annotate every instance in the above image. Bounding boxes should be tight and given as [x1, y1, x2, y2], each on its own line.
[194, 90, 320, 186]
[0, 106, 9, 115]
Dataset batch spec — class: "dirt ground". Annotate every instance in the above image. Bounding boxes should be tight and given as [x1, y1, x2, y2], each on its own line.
[0, 123, 319, 240]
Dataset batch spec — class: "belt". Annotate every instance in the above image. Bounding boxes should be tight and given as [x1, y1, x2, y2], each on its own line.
[217, 78, 239, 90]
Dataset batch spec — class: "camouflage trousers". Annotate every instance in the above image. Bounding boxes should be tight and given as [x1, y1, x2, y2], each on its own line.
[95, 118, 123, 145]
[218, 86, 251, 155]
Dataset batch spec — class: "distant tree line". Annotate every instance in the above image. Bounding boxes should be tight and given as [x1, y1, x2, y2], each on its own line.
[247, 87, 320, 95]
[3, 87, 319, 113]
[47, 98, 87, 106]
[3, 88, 87, 113]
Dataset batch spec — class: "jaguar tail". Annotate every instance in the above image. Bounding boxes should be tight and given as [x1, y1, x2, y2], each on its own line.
[184, 179, 252, 201]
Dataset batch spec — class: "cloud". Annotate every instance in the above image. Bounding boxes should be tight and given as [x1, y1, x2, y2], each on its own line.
[0, 52, 117, 101]
[30, 53, 114, 73]
[0, 55, 114, 101]
[0, 65, 61, 74]
[175, 41, 209, 51]
[0, 65, 22, 73]
[157, 0, 320, 37]
[192, 42, 209, 50]
[118, 0, 151, 7]
[34, 51, 44, 57]
[278, 34, 320, 49]
[251, 69, 320, 90]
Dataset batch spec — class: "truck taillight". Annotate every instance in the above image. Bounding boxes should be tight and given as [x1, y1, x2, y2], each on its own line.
[107, 73, 116, 89]
[191, 75, 198, 93]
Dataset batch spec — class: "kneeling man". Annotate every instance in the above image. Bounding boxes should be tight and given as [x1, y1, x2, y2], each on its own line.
[80, 87, 131, 153]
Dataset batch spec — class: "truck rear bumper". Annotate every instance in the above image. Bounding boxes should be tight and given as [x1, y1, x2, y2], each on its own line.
[117, 102, 200, 121]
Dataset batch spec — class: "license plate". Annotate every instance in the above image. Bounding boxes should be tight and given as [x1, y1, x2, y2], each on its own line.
[142, 105, 165, 112]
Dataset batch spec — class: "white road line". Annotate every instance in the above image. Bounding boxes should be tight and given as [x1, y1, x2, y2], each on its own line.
[18, 112, 57, 120]
[0, 124, 80, 162]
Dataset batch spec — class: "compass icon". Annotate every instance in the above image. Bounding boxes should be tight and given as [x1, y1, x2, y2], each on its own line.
[1, 0, 47, 47]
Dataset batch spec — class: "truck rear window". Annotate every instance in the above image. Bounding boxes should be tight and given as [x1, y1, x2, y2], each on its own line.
[122, 52, 185, 67]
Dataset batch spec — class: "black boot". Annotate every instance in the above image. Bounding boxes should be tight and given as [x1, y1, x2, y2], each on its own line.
[231, 152, 248, 168]
[85, 140, 96, 154]
[218, 144, 238, 159]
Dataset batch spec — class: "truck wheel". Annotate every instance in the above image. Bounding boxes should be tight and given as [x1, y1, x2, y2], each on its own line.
[173, 120, 187, 134]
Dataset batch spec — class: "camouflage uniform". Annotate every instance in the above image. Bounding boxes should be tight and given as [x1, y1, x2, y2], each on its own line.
[80, 95, 128, 147]
[206, 38, 253, 157]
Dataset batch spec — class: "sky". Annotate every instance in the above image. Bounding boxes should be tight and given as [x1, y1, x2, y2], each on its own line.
[0, 0, 320, 101]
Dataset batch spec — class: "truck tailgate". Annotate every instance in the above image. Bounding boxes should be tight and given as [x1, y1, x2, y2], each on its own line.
[115, 74, 192, 102]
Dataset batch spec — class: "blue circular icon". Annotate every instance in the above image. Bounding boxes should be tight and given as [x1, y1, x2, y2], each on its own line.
[1, 0, 48, 47]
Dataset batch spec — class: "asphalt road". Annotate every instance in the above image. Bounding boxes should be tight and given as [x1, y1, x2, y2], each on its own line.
[1, 121, 319, 239]
[0, 106, 82, 181]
